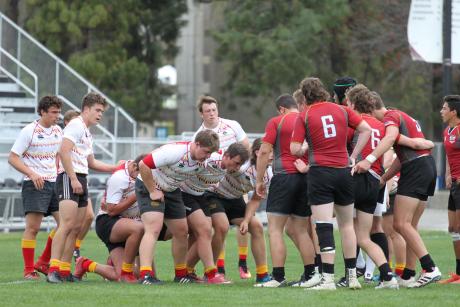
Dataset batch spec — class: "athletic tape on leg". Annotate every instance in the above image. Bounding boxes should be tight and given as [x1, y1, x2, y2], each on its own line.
[315, 222, 335, 254]
[450, 232, 460, 242]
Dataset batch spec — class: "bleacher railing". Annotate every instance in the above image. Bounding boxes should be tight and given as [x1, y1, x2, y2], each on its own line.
[0, 11, 137, 163]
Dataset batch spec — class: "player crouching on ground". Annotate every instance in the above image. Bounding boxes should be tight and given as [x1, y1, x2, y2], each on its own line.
[74, 156, 146, 283]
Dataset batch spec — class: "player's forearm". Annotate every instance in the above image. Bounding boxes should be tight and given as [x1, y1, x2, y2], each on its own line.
[89, 158, 116, 173]
[243, 195, 261, 222]
[106, 194, 137, 216]
[139, 163, 158, 194]
[370, 134, 397, 160]
[290, 142, 304, 157]
[350, 130, 371, 160]
[59, 150, 78, 180]
[445, 157, 451, 178]
[256, 154, 269, 183]
[8, 153, 36, 178]
[381, 158, 401, 182]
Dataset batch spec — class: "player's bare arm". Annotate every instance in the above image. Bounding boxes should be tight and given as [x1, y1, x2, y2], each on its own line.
[87, 154, 117, 173]
[255, 142, 272, 197]
[59, 138, 82, 194]
[104, 193, 137, 217]
[138, 161, 164, 202]
[8, 152, 44, 190]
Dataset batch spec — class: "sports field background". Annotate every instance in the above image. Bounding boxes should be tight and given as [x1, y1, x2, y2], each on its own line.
[0, 230, 458, 307]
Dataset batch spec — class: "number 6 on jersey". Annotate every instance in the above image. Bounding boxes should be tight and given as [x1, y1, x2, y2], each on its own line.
[321, 115, 336, 138]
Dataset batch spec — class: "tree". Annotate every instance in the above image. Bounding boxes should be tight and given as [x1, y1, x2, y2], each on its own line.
[24, 0, 187, 122]
[211, 0, 457, 139]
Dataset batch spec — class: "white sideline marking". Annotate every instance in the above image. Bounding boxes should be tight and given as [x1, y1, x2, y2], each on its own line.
[0, 280, 32, 285]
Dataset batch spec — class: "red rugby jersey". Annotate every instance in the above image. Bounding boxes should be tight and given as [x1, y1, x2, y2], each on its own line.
[292, 102, 362, 167]
[383, 110, 430, 163]
[262, 112, 308, 175]
[444, 124, 460, 180]
[348, 114, 385, 176]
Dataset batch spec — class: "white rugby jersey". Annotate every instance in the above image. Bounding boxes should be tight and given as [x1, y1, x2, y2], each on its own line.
[212, 163, 273, 199]
[59, 116, 93, 174]
[180, 150, 227, 196]
[140, 142, 202, 192]
[11, 120, 62, 182]
[194, 117, 247, 150]
[247, 164, 273, 194]
[99, 161, 139, 219]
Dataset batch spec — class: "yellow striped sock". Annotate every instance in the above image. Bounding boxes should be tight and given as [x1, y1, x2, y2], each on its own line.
[396, 263, 405, 270]
[238, 246, 248, 256]
[122, 262, 134, 273]
[175, 263, 187, 270]
[218, 250, 225, 260]
[50, 258, 61, 268]
[88, 262, 97, 273]
[256, 264, 268, 275]
[187, 266, 195, 274]
[205, 266, 216, 273]
[49, 229, 56, 239]
[59, 261, 71, 272]
[140, 266, 152, 272]
[75, 239, 82, 249]
[21, 239, 36, 248]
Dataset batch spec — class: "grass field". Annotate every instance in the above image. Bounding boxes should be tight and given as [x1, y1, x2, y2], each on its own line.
[0, 229, 458, 307]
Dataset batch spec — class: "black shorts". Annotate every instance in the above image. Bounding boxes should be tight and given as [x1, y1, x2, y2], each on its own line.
[22, 180, 59, 216]
[308, 166, 354, 206]
[266, 173, 311, 217]
[55, 173, 88, 208]
[158, 224, 169, 241]
[207, 193, 247, 224]
[95, 214, 125, 252]
[135, 179, 186, 219]
[383, 194, 396, 216]
[398, 155, 436, 201]
[353, 173, 380, 214]
[448, 182, 460, 211]
[182, 192, 211, 217]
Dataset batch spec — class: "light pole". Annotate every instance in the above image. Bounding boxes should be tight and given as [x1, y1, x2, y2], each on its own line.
[442, 0, 452, 96]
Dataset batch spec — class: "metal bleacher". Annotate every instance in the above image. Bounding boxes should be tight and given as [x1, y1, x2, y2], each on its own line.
[0, 11, 139, 232]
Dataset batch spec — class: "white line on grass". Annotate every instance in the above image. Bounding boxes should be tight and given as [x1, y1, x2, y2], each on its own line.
[0, 280, 33, 285]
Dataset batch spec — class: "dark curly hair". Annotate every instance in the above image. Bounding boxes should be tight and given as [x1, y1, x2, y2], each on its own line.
[346, 84, 374, 114]
[37, 95, 63, 116]
[299, 77, 330, 105]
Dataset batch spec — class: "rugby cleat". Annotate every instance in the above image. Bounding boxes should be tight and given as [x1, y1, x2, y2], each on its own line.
[397, 276, 416, 288]
[139, 273, 163, 285]
[120, 273, 138, 284]
[254, 278, 287, 288]
[204, 274, 232, 284]
[291, 272, 322, 288]
[46, 270, 63, 283]
[239, 266, 252, 279]
[375, 277, 399, 290]
[408, 267, 442, 288]
[306, 273, 336, 290]
[255, 274, 272, 283]
[24, 271, 40, 281]
[347, 268, 362, 290]
[174, 275, 196, 284]
[73, 257, 88, 280]
[34, 260, 49, 276]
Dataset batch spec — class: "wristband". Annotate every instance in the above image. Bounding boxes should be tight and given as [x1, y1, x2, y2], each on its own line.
[365, 154, 377, 164]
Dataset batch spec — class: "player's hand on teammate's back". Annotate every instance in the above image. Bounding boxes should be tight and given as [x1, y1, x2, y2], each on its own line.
[70, 178, 83, 194]
[29, 172, 45, 190]
[294, 159, 309, 173]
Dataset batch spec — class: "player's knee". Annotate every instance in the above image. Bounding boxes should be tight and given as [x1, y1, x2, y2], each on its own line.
[24, 225, 40, 237]
[85, 210, 95, 223]
[213, 223, 229, 237]
[315, 222, 335, 253]
[248, 220, 263, 236]
[132, 223, 144, 237]
[393, 220, 405, 234]
[171, 224, 188, 239]
[285, 227, 296, 241]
